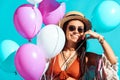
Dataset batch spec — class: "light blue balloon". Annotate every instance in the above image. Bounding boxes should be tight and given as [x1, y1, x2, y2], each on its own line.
[0, 40, 19, 72]
[91, 0, 120, 32]
[0, 52, 16, 73]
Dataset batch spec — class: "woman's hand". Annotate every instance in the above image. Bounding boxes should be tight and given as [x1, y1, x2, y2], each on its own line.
[83, 30, 117, 64]
[84, 30, 101, 39]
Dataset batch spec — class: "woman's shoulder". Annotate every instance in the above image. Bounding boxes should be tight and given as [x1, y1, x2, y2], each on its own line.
[85, 52, 102, 60]
[85, 52, 101, 56]
[85, 52, 102, 66]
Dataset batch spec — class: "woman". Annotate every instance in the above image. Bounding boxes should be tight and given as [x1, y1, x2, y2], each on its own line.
[43, 11, 118, 80]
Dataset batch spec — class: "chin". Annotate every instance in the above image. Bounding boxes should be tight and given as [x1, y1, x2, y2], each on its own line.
[72, 39, 79, 43]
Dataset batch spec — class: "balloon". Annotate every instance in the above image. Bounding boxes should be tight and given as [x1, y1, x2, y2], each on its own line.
[0, 40, 19, 73]
[27, 0, 42, 5]
[38, 0, 60, 14]
[15, 43, 46, 80]
[91, 1, 120, 32]
[0, 52, 16, 73]
[14, 4, 42, 40]
[43, 3, 65, 25]
[38, 0, 65, 25]
[37, 24, 65, 59]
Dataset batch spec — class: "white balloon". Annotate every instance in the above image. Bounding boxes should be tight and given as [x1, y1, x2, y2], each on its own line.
[27, 0, 42, 5]
[37, 24, 65, 59]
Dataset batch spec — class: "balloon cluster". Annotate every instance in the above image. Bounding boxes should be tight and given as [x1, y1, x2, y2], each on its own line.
[13, 0, 66, 80]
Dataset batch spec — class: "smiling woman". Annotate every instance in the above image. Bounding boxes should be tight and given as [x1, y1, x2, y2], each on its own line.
[41, 11, 119, 80]
[1, 0, 120, 79]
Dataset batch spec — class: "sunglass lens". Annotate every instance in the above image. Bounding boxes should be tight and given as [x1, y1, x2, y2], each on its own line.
[69, 26, 75, 31]
[78, 28, 84, 32]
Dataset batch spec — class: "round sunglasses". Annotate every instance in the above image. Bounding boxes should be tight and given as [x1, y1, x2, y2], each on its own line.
[68, 25, 84, 33]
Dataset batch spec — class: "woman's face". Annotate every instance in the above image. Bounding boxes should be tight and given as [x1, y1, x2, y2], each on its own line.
[66, 20, 84, 43]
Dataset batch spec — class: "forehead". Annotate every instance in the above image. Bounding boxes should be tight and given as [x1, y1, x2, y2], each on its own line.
[67, 20, 84, 27]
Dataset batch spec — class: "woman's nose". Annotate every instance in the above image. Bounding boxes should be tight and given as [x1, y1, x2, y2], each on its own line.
[73, 30, 79, 34]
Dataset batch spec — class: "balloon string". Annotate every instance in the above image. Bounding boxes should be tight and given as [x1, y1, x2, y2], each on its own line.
[28, 39, 31, 42]
[14, 71, 23, 80]
[14, 71, 17, 75]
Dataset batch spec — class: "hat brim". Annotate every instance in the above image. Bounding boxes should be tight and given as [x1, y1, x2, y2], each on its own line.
[59, 15, 91, 31]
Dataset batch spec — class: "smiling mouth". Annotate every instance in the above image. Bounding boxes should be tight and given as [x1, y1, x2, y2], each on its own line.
[71, 35, 79, 39]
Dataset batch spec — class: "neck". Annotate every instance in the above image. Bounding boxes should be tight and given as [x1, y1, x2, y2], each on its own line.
[64, 41, 77, 51]
[62, 47, 77, 60]
[62, 41, 78, 59]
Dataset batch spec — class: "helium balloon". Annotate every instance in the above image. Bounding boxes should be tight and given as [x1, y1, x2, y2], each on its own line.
[0, 40, 19, 73]
[43, 3, 65, 25]
[38, 0, 65, 25]
[0, 52, 16, 73]
[14, 4, 42, 40]
[37, 24, 65, 59]
[91, 0, 120, 32]
[38, 0, 60, 14]
[15, 43, 46, 80]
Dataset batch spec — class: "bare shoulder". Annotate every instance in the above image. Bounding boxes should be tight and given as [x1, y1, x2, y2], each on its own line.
[85, 52, 102, 66]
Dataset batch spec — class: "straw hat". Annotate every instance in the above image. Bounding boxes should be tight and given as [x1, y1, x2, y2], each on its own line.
[59, 11, 92, 31]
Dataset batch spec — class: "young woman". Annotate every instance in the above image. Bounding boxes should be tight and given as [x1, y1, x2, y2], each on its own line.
[43, 11, 118, 80]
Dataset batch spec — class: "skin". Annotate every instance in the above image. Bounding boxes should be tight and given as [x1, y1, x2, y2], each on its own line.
[57, 20, 117, 80]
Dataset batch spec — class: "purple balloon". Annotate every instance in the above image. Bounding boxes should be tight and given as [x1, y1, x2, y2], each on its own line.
[14, 4, 42, 40]
[38, 0, 60, 15]
[38, 0, 65, 25]
[15, 43, 46, 80]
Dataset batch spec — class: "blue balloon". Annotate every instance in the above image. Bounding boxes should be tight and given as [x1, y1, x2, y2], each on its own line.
[91, 1, 120, 32]
[0, 40, 19, 73]
[0, 52, 16, 73]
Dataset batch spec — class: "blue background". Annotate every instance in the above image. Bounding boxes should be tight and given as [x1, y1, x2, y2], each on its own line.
[0, 0, 120, 79]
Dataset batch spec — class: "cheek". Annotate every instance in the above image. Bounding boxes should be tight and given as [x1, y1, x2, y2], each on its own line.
[66, 32, 70, 39]
[80, 33, 84, 36]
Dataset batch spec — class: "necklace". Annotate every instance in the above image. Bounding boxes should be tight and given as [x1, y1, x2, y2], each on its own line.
[61, 51, 77, 70]
[61, 52, 68, 70]
[62, 52, 68, 61]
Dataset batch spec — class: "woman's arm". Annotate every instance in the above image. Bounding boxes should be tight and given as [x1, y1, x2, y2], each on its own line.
[98, 36, 117, 64]
[84, 30, 117, 64]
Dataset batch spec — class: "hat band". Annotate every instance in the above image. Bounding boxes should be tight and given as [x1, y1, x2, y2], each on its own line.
[66, 14, 82, 17]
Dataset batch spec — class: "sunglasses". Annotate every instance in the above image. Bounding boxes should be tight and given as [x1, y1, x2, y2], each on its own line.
[68, 25, 84, 33]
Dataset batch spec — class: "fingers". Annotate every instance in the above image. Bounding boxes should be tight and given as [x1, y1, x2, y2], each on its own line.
[82, 30, 91, 39]
[84, 30, 99, 39]
[82, 33, 86, 40]
[84, 30, 91, 35]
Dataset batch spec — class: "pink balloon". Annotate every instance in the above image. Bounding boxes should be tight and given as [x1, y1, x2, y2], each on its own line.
[38, 1, 66, 24]
[15, 43, 46, 80]
[38, 0, 60, 15]
[14, 4, 42, 40]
